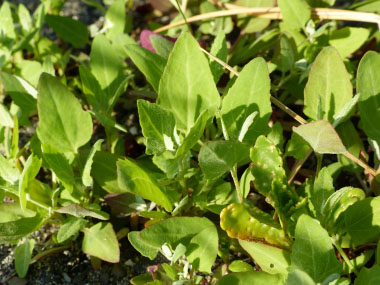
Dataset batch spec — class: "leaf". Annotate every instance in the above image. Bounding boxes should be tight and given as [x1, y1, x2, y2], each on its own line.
[217, 271, 284, 285]
[137, 100, 176, 155]
[0, 104, 13, 127]
[273, 33, 298, 72]
[175, 110, 209, 158]
[104, 0, 126, 40]
[82, 222, 120, 263]
[45, 14, 89, 48]
[286, 132, 311, 159]
[92, 151, 121, 193]
[15, 238, 35, 278]
[355, 266, 380, 285]
[42, 144, 75, 192]
[139, 217, 214, 249]
[0, 203, 35, 223]
[357, 51, 380, 146]
[128, 231, 159, 260]
[329, 27, 370, 58]
[104, 193, 137, 215]
[235, 0, 274, 34]
[0, 154, 20, 184]
[304, 47, 353, 122]
[293, 120, 347, 154]
[278, 0, 311, 29]
[285, 269, 316, 285]
[309, 167, 334, 219]
[333, 94, 360, 128]
[186, 225, 218, 273]
[305, 0, 335, 7]
[239, 240, 290, 275]
[291, 215, 342, 283]
[82, 139, 103, 187]
[57, 216, 88, 243]
[19, 155, 42, 211]
[0, 215, 43, 243]
[150, 34, 174, 59]
[199, 141, 249, 180]
[37, 73, 93, 153]
[209, 31, 228, 83]
[339, 197, 380, 247]
[228, 260, 254, 273]
[125, 44, 166, 92]
[158, 32, 220, 132]
[0, 2, 16, 39]
[221, 57, 271, 142]
[55, 204, 109, 220]
[117, 158, 173, 211]
[90, 35, 123, 96]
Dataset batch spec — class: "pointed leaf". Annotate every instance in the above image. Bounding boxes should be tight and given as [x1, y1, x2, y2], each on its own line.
[137, 100, 176, 155]
[291, 215, 342, 283]
[37, 73, 93, 153]
[199, 140, 249, 180]
[357, 51, 380, 145]
[158, 33, 220, 131]
[355, 266, 380, 285]
[210, 31, 228, 83]
[117, 158, 173, 211]
[124, 44, 166, 92]
[55, 204, 109, 220]
[15, 238, 35, 278]
[293, 120, 347, 154]
[19, 155, 42, 211]
[221, 57, 271, 142]
[82, 139, 103, 187]
[304, 47, 353, 122]
[57, 216, 88, 243]
[329, 27, 370, 58]
[309, 167, 334, 219]
[278, 0, 311, 29]
[82, 222, 120, 263]
[0, 215, 43, 243]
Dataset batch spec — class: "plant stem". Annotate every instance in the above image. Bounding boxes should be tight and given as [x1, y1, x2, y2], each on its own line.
[231, 165, 243, 203]
[175, 0, 192, 34]
[332, 238, 359, 276]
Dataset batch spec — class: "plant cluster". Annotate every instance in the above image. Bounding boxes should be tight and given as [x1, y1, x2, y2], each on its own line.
[1, 0, 380, 284]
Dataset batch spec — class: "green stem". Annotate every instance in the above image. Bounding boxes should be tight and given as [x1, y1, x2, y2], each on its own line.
[332, 238, 359, 276]
[175, 0, 192, 34]
[178, 158, 187, 196]
[231, 165, 243, 203]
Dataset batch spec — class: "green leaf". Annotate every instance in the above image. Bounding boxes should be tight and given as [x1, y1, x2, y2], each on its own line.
[82, 222, 120, 263]
[55, 204, 109, 220]
[0, 203, 35, 223]
[0, 104, 14, 127]
[0, 154, 20, 184]
[150, 35, 174, 59]
[221, 57, 271, 142]
[339, 197, 380, 247]
[355, 266, 380, 285]
[329, 27, 370, 58]
[42, 144, 75, 192]
[273, 33, 298, 72]
[305, 0, 335, 7]
[104, 0, 126, 40]
[128, 231, 159, 260]
[293, 120, 347, 154]
[139, 217, 214, 249]
[82, 139, 103, 187]
[333, 94, 360, 128]
[18, 4, 32, 34]
[0, 72, 37, 112]
[124, 44, 166, 93]
[0, 2, 16, 39]
[0, 215, 43, 243]
[137, 100, 176, 155]
[357, 51, 380, 146]
[291, 215, 342, 283]
[92, 151, 121, 193]
[158, 32, 220, 131]
[304, 47, 353, 122]
[217, 272, 284, 285]
[15, 238, 35, 278]
[57, 216, 88, 243]
[45, 14, 88, 48]
[117, 158, 173, 211]
[19, 155, 42, 211]
[175, 110, 209, 158]
[210, 31, 228, 83]
[239, 240, 290, 275]
[278, 0, 311, 29]
[309, 167, 334, 219]
[186, 225, 218, 273]
[37, 73, 93, 153]
[228, 260, 254, 273]
[286, 132, 311, 159]
[90, 35, 123, 96]
[285, 269, 316, 285]
[235, 0, 274, 34]
[199, 141, 249, 180]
